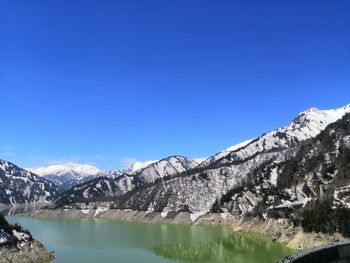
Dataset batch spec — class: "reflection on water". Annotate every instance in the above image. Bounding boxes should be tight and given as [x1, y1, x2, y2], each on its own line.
[6, 216, 293, 263]
[154, 233, 293, 263]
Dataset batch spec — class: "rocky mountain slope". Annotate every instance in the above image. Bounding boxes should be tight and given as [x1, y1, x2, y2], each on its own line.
[0, 160, 62, 205]
[104, 105, 350, 219]
[28, 163, 104, 190]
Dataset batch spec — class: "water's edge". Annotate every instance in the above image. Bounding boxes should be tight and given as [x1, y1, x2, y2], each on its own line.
[21, 208, 344, 251]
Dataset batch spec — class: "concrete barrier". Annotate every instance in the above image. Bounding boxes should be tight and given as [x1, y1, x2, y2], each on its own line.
[276, 240, 350, 263]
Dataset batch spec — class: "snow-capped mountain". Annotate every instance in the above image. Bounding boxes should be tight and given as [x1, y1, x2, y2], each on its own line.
[54, 156, 199, 204]
[105, 104, 350, 218]
[0, 160, 62, 205]
[28, 163, 104, 190]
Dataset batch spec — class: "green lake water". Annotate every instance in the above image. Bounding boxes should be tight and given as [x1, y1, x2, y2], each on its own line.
[6, 216, 293, 263]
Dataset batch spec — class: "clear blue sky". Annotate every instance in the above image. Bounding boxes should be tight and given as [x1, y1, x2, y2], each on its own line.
[1, 0, 349, 170]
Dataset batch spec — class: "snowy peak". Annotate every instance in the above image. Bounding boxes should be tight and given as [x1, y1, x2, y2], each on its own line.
[285, 105, 350, 135]
[28, 163, 104, 190]
[122, 160, 158, 174]
[29, 163, 103, 179]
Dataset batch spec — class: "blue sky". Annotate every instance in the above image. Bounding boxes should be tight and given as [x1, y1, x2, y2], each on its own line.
[1, 0, 350, 170]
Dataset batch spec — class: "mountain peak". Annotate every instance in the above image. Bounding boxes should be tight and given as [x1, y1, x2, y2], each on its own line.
[28, 163, 103, 178]
[288, 104, 350, 132]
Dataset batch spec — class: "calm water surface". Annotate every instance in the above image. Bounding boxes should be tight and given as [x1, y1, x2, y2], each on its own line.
[7, 216, 293, 263]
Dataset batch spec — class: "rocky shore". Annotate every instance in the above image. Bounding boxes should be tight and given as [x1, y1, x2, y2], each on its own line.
[0, 239, 54, 263]
[23, 207, 344, 250]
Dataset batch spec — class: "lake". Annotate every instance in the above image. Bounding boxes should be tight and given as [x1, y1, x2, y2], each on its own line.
[6, 216, 293, 263]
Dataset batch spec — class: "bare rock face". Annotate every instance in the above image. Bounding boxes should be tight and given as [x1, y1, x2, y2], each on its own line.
[0, 240, 54, 263]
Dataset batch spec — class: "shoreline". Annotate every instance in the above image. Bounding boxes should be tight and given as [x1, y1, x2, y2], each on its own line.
[21, 208, 344, 250]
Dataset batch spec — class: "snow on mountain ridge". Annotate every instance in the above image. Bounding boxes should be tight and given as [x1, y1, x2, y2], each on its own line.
[199, 138, 256, 167]
[134, 156, 199, 184]
[225, 138, 256, 152]
[200, 104, 350, 168]
[122, 160, 158, 174]
[283, 105, 350, 138]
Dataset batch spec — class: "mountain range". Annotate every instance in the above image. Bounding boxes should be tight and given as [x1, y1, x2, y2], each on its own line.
[106, 104, 350, 220]
[1, 104, 350, 222]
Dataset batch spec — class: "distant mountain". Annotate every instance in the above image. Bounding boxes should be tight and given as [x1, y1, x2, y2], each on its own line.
[106, 104, 350, 218]
[122, 160, 158, 174]
[28, 163, 104, 190]
[55, 156, 199, 204]
[0, 160, 62, 205]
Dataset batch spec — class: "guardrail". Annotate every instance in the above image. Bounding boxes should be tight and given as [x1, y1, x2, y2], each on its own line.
[276, 240, 350, 263]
